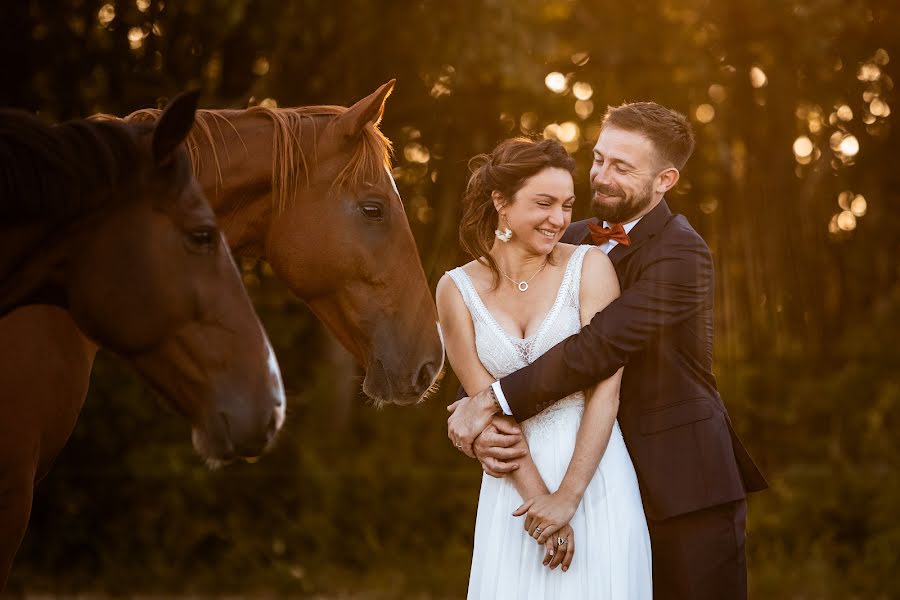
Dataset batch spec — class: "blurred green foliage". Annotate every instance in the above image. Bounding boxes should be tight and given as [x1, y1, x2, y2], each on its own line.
[3, 0, 899, 597]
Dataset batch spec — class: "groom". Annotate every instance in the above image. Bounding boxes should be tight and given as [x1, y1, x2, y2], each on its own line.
[448, 102, 767, 599]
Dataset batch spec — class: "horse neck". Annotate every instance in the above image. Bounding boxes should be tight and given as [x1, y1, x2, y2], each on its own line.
[189, 109, 302, 260]
[0, 219, 90, 316]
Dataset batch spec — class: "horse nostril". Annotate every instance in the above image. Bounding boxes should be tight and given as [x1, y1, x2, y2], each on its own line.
[416, 361, 437, 393]
[266, 411, 279, 441]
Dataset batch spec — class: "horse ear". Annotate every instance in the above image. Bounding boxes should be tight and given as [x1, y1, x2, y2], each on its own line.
[152, 89, 200, 166]
[335, 79, 396, 139]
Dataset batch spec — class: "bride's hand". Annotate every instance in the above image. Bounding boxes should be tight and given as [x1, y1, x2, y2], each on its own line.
[512, 490, 579, 545]
[542, 523, 575, 571]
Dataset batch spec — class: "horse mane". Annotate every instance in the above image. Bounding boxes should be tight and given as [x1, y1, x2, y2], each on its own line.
[101, 104, 394, 215]
[0, 110, 142, 223]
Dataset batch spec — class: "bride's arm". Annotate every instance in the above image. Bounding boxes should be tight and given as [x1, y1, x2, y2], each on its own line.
[436, 274, 549, 501]
[518, 248, 623, 545]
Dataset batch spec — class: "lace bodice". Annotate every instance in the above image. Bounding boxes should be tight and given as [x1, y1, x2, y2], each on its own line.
[447, 245, 593, 437]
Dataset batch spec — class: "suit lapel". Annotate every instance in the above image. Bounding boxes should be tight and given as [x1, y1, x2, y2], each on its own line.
[608, 199, 674, 266]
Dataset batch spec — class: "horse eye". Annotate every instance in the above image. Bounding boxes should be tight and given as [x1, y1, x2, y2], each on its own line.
[359, 203, 384, 221]
[187, 228, 217, 253]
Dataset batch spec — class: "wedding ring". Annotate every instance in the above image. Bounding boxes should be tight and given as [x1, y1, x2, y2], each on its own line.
[534, 527, 543, 534]
[455, 442, 463, 448]
[557, 537, 567, 545]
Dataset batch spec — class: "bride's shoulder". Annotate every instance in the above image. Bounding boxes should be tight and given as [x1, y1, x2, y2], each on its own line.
[437, 260, 482, 309]
[579, 245, 616, 282]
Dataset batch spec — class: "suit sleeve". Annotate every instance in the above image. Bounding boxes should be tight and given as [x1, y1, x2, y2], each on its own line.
[500, 230, 714, 420]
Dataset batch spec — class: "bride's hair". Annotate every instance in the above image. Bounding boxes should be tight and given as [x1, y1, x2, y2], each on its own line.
[460, 137, 576, 289]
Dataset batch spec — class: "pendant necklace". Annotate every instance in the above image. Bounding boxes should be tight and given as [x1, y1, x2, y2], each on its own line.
[498, 258, 549, 292]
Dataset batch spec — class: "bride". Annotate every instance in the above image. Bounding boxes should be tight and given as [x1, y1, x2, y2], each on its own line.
[436, 137, 652, 599]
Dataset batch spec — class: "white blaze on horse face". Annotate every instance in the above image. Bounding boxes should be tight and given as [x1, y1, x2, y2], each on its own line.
[386, 167, 401, 199]
[264, 334, 286, 430]
[434, 321, 446, 380]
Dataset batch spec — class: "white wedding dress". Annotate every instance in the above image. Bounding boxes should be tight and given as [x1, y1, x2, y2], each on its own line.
[447, 245, 652, 600]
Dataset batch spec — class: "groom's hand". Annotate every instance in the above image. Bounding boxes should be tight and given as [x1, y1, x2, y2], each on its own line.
[447, 387, 501, 457]
[474, 416, 526, 477]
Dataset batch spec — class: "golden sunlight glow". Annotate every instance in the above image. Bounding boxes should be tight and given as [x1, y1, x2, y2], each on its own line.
[575, 100, 594, 119]
[836, 105, 853, 121]
[858, 63, 881, 82]
[557, 121, 580, 143]
[545, 72, 568, 94]
[793, 136, 813, 159]
[695, 104, 715, 123]
[136, 0, 150, 12]
[708, 84, 727, 103]
[837, 210, 857, 231]
[839, 135, 859, 157]
[750, 66, 768, 88]
[851, 195, 867, 217]
[404, 143, 430, 164]
[573, 82, 593, 100]
[98, 4, 115, 26]
[128, 27, 145, 50]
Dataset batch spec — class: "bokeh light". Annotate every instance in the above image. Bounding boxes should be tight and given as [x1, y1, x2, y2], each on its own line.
[870, 98, 890, 117]
[851, 194, 867, 217]
[839, 134, 859, 157]
[793, 136, 813, 160]
[857, 63, 881, 81]
[838, 191, 853, 210]
[572, 82, 593, 100]
[404, 143, 430, 164]
[837, 210, 857, 231]
[695, 104, 715, 123]
[557, 121, 579, 143]
[97, 3, 115, 26]
[708, 84, 727, 103]
[575, 100, 594, 119]
[750, 66, 768, 88]
[128, 27, 146, 50]
[545, 72, 568, 93]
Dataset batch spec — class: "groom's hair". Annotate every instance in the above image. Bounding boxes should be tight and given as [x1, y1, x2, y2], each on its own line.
[601, 102, 695, 170]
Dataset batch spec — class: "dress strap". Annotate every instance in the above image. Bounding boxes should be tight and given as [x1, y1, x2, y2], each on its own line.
[446, 267, 487, 323]
[562, 245, 593, 310]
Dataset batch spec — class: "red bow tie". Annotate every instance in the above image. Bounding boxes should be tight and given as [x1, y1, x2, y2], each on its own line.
[588, 222, 631, 246]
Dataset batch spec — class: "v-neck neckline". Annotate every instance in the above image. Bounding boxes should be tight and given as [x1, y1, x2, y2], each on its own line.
[460, 248, 581, 343]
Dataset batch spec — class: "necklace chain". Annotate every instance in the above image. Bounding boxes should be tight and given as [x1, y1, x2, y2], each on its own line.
[497, 258, 549, 292]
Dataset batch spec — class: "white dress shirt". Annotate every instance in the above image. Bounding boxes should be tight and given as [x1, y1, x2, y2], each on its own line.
[491, 216, 643, 416]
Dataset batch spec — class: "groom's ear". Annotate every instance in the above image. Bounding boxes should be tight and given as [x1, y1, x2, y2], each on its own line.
[656, 167, 680, 194]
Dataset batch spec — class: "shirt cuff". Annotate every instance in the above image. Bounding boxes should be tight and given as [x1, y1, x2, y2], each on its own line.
[491, 380, 513, 416]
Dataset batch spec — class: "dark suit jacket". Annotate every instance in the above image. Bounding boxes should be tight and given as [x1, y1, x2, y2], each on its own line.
[499, 199, 767, 521]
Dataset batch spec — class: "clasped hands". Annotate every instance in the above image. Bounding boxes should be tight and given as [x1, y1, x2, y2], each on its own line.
[514, 491, 577, 572]
[448, 392, 576, 571]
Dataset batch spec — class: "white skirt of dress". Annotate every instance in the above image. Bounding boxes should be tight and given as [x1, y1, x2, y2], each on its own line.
[466, 398, 653, 600]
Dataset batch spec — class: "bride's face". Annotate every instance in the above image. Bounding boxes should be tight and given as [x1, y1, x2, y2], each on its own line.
[497, 167, 575, 255]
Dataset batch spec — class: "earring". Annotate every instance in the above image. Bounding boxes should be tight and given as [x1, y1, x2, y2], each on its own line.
[495, 215, 512, 243]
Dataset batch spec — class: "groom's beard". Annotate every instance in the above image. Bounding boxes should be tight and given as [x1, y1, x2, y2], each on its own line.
[591, 179, 654, 224]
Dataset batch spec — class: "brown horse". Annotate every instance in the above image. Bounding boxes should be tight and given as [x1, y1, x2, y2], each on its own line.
[0, 81, 442, 588]
[0, 92, 287, 587]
